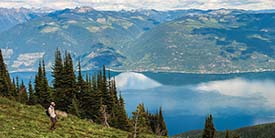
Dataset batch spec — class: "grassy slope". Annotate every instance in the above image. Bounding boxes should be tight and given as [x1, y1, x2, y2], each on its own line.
[174, 123, 275, 138]
[0, 97, 156, 138]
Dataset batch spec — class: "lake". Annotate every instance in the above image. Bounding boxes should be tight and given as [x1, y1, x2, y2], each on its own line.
[115, 71, 275, 135]
[11, 71, 275, 136]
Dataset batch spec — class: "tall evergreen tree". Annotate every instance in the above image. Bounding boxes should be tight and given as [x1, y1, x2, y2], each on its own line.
[52, 49, 67, 111]
[10, 78, 17, 99]
[35, 61, 50, 108]
[27, 81, 36, 105]
[0, 49, 12, 97]
[101, 66, 114, 113]
[116, 94, 130, 131]
[63, 52, 77, 113]
[76, 60, 92, 118]
[91, 71, 103, 123]
[34, 62, 42, 102]
[52, 51, 77, 112]
[79, 86, 95, 119]
[110, 79, 118, 105]
[76, 60, 85, 95]
[157, 107, 168, 136]
[202, 114, 216, 138]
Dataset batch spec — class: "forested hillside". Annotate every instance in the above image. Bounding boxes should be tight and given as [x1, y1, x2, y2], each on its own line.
[0, 49, 168, 137]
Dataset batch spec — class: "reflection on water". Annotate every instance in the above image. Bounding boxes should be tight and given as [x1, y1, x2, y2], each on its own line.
[116, 72, 275, 135]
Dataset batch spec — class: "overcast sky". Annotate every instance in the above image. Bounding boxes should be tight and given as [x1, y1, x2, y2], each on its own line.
[0, 0, 274, 11]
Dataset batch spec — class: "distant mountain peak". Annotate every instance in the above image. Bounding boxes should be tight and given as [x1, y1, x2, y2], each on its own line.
[74, 6, 96, 13]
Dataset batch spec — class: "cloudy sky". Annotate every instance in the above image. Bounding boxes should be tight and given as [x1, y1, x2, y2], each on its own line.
[0, 0, 274, 11]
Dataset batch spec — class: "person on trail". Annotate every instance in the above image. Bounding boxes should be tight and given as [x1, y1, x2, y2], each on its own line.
[48, 102, 57, 130]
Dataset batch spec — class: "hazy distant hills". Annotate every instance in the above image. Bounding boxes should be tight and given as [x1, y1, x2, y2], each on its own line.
[0, 8, 46, 32]
[0, 7, 275, 73]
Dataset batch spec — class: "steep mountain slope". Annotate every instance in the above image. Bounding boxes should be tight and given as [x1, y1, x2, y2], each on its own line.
[123, 9, 275, 73]
[0, 97, 157, 138]
[0, 7, 187, 72]
[174, 122, 275, 138]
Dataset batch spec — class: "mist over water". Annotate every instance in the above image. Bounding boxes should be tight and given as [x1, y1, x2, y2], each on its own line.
[116, 72, 275, 135]
[196, 78, 275, 108]
[114, 72, 162, 90]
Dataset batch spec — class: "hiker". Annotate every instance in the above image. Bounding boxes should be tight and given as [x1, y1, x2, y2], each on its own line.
[48, 102, 57, 130]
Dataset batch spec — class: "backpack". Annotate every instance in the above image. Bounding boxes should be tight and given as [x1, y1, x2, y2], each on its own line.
[45, 110, 50, 117]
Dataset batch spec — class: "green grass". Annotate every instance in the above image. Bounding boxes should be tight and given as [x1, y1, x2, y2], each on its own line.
[0, 97, 157, 138]
[174, 122, 275, 138]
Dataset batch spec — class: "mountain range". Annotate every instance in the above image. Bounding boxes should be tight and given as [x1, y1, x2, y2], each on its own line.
[0, 7, 274, 73]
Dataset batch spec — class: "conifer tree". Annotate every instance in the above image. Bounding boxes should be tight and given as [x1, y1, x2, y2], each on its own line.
[76, 61, 86, 116]
[18, 80, 28, 104]
[202, 114, 216, 138]
[116, 94, 130, 131]
[148, 112, 157, 134]
[79, 86, 95, 119]
[76, 61, 85, 95]
[157, 107, 168, 136]
[63, 52, 77, 113]
[69, 95, 81, 117]
[101, 66, 114, 113]
[27, 81, 36, 105]
[91, 71, 104, 123]
[42, 59, 51, 104]
[35, 61, 50, 108]
[131, 103, 152, 137]
[34, 62, 42, 102]
[52, 49, 65, 110]
[0, 49, 12, 97]
[10, 78, 17, 99]
[110, 79, 118, 105]
[15, 76, 20, 100]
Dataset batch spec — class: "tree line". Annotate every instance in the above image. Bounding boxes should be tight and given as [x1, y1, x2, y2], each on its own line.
[0, 49, 167, 137]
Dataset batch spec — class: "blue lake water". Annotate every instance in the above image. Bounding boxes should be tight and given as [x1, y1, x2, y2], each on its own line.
[11, 71, 275, 136]
[116, 71, 275, 135]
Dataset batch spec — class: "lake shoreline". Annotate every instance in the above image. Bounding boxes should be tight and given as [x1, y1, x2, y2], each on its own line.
[108, 68, 275, 75]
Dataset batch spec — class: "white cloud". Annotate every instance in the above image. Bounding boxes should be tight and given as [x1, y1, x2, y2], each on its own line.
[12, 52, 44, 68]
[1, 48, 13, 59]
[196, 78, 275, 108]
[0, 0, 273, 10]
